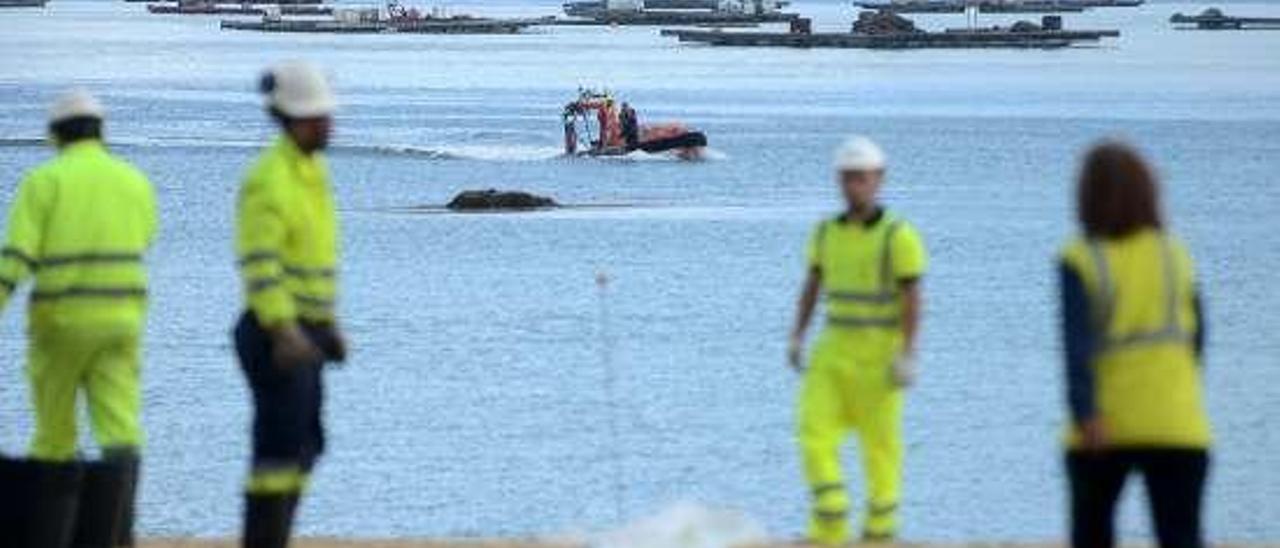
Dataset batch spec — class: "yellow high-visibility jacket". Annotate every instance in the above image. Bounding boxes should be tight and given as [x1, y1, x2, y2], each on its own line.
[0, 140, 156, 331]
[807, 210, 927, 357]
[236, 136, 339, 327]
[1061, 229, 1210, 448]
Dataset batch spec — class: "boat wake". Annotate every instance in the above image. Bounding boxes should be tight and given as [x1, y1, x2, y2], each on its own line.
[569, 147, 728, 162]
[360, 143, 566, 162]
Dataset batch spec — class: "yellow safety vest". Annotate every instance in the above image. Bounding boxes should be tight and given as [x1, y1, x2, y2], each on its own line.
[0, 140, 156, 331]
[1061, 229, 1211, 448]
[809, 212, 926, 353]
[236, 136, 339, 327]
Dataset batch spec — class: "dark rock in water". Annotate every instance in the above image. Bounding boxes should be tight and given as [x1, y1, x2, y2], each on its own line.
[852, 9, 922, 35]
[447, 189, 558, 211]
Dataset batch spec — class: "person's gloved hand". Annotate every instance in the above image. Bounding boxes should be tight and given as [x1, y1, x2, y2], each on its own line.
[892, 353, 917, 388]
[270, 322, 324, 370]
[787, 332, 805, 373]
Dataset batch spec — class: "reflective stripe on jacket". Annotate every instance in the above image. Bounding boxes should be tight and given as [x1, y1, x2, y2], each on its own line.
[807, 210, 926, 358]
[236, 136, 339, 326]
[0, 140, 156, 330]
[810, 212, 925, 328]
[1060, 229, 1210, 448]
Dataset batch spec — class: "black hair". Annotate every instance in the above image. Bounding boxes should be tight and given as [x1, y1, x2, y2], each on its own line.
[49, 116, 102, 145]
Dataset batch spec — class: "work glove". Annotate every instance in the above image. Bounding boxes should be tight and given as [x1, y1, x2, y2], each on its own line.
[787, 332, 805, 373]
[892, 353, 916, 388]
[270, 323, 325, 370]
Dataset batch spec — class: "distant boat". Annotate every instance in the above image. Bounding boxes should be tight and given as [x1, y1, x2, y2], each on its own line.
[562, 88, 708, 160]
[0, 0, 49, 7]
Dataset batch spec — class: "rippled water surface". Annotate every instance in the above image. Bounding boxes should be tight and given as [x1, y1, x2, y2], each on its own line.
[0, 0, 1278, 541]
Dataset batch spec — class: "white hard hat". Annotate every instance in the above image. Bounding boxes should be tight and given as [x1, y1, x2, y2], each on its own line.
[49, 89, 105, 124]
[833, 135, 887, 172]
[261, 61, 336, 119]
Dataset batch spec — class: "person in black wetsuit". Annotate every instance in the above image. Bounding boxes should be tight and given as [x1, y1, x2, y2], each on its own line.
[620, 102, 639, 150]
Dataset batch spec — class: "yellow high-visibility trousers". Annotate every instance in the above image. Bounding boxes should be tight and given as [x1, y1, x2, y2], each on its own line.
[27, 327, 143, 461]
[798, 333, 903, 544]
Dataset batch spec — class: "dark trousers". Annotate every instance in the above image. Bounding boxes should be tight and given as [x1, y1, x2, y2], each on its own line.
[234, 313, 328, 475]
[1067, 449, 1209, 548]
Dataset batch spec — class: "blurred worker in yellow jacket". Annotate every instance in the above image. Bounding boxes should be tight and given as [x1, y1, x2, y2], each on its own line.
[788, 136, 926, 545]
[1059, 142, 1210, 548]
[234, 61, 347, 548]
[0, 89, 156, 547]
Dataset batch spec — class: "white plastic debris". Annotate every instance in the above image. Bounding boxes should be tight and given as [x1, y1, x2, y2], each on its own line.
[594, 502, 769, 548]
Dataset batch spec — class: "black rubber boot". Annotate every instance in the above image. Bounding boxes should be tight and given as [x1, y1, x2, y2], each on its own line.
[71, 459, 133, 547]
[242, 493, 299, 548]
[0, 455, 35, 544]
[111, 454, 140, 547]
[27, 460, 84, 548]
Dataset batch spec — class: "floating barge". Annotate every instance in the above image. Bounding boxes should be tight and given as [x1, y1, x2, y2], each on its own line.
[661, 13, 1118, 48]
[563, 0, 790, 15]
[856, 1, 1082, 13]
[856, 0, 1141, 13]
[127, 0, 322, 3]
[221, 17, 542, 33]
[221, 4, 545, 34]
[555, 0, 798, 25]
[1170, 8, 1280, 30]
[564, 0, 789, 11]
[148, 1, 332, 15]
[550, 11, 798, 25]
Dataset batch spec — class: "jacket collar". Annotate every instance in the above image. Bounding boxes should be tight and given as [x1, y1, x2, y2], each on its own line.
[58, 139, 105, 155]
[837, 206, 885, 227]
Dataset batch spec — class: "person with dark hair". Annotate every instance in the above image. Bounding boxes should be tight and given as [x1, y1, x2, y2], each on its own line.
[789, 136, 927, 544]
[235, 61, 347, 548]
[0, 89, 156, 547]
[1059, 142, 1211, 548]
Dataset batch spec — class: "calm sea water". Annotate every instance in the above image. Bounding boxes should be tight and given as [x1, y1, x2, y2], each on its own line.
[1, 0, 1278, 541]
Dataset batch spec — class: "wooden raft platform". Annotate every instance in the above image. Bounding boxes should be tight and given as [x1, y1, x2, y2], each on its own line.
[855, 0, 1140, 12]
[220, 17, 543, 34]
[1170, 8, 1280, 30]
[660, 27, 1119, 49]
[547, 11, 798, 26]
[126, 0, 323, 4]
[148, 3, 333, 15]
[854, 1, 1083, 14]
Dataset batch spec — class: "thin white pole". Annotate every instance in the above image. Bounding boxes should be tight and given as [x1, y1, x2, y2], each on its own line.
[595, 270, 625, 523]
